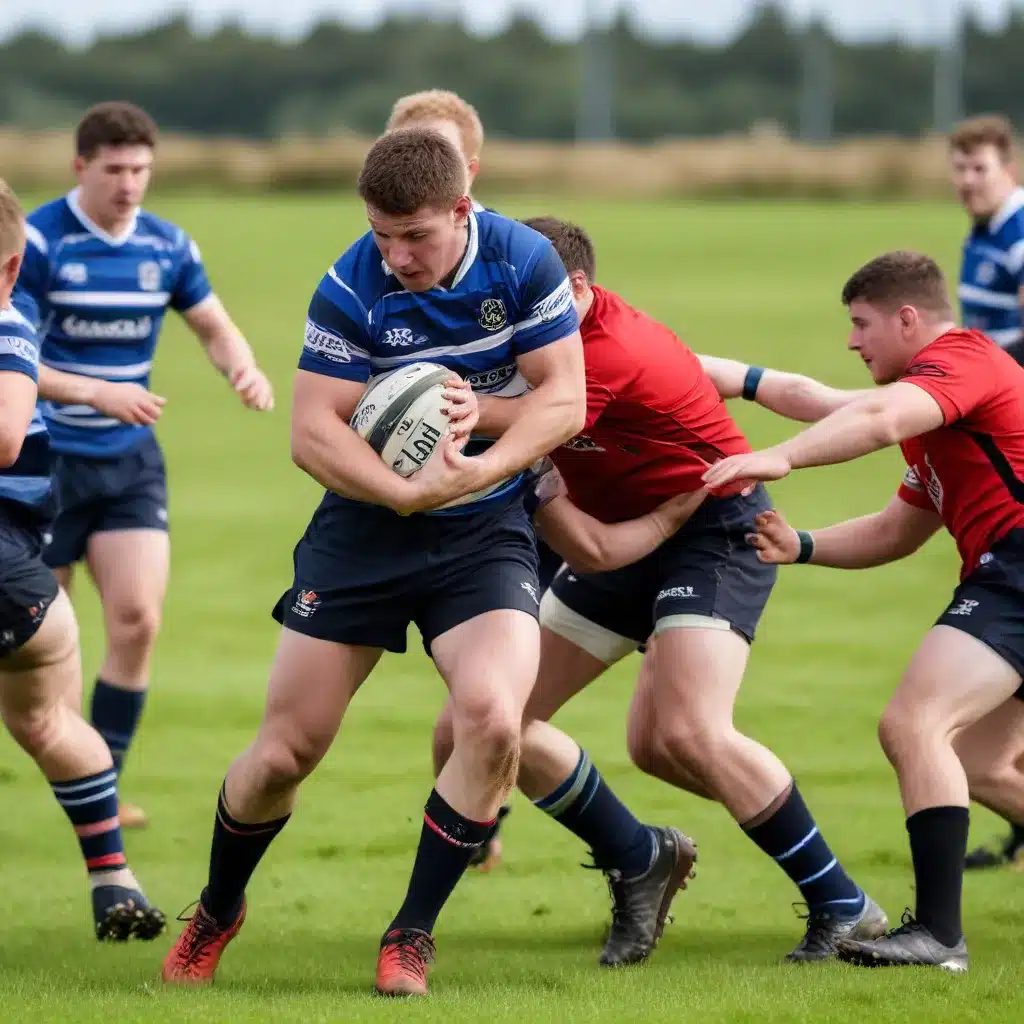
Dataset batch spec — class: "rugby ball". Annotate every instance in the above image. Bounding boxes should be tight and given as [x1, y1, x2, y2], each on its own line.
[350, 361, 510, 508]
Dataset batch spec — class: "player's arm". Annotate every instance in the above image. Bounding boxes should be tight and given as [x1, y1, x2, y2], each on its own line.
[698, 354, 871, 422]
[182, 295, 274, 411]
[535, 472, 708, 573]
[0, 327, 43, 467]
[748, 495, 942, 569]
[35, 365, 167, 426]
[703, 383, 946, 488]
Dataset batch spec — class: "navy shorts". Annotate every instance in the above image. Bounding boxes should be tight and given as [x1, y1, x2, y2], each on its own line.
[543, 486, 777, 662]
[537, 537, 563, 594]
[273, 493, 541, 655]
[43, 433, 168, 568]
[0, 503, 60, 656]
[935, 528, 1024, 700]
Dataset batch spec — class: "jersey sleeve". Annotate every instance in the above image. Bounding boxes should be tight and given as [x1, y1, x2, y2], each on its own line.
[15, 222, 52, 327]
[898, 333, 998, 425]
[171, 235, 214, 313]
[0, 314, 41, 383]
[512, 238, 580, 355]
[298, 266, 372, 383]
[896, 464, 935, 511]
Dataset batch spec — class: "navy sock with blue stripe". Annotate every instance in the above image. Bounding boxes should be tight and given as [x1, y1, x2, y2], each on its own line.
[743, 782, 863, 916]
[91, 679, 146, 775]
[535, 749, 654, 878]
[50, 768, 127, 875]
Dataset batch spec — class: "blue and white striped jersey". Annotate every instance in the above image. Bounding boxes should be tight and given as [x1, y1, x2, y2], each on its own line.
[959, 188, 1024, 349]
[14, 188, 213, 457]
[0, 303, 53, 515]
[302, 208, 579, 515]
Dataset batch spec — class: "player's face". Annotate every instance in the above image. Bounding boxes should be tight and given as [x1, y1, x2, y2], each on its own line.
[951, 144, 1016, 220]
[846, 299, 909, 384]
[368, 196, 473, 292]
[74, 145, 153, 224]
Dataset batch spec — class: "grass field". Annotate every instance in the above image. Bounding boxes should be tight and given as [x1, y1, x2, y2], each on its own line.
[3, 194, 1021, 1022]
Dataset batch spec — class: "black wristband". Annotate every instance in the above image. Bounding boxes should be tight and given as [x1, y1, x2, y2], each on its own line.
[795, 530, 815, 564]
[742, 365, 765, 401]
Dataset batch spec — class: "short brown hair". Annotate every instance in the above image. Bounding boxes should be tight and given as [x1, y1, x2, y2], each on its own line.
[841, 250, 953, 317]
[521, 217, 596, 283]
[387, 90, 484, 162]
[0, 179, 25, 262]
[357, 128, 467, 217]
[949, 115, 1016, 163]
[76, 102, 158, 159]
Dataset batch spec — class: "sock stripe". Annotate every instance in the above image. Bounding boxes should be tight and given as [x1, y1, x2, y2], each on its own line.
[424, 812, 488, 848]
[56, 786, 118, 807]
[535, 750, 593, 817]
[87, 852, 127, 870]
[796, 856, 838, 887]
[50, 771, 116, 795]
[215, 807, 289, 837]
[776, 825, 819, 862]
[74, 816, 120, 838]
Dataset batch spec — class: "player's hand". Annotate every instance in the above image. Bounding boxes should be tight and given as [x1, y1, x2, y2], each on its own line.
[441, 376, 477, 449]
[231, 364, 275, 411]
[702, 448, 791, 492]
[398, 436, 487, 514]
[745, 509, 801, 564]
[533, 459, 566, 507]
[90, 381, 167, 426]
[650, 487, 708, 537]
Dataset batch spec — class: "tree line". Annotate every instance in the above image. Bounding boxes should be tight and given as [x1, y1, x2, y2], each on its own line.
[2, 4, 1023, 142]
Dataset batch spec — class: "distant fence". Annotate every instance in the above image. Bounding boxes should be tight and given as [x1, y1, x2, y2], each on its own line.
[0, 129, 957, 200]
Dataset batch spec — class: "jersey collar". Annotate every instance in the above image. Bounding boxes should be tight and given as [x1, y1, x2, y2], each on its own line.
[66, 187, 139, 247]
[988, 188, 1024, 234]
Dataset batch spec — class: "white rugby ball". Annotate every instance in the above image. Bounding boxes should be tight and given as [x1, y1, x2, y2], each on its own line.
[350, 361, 510, 508]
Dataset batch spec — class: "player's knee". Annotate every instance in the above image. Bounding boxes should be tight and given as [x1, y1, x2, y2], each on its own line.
[877, 702, 925, 767]
[432, 703, 456, 775]
[3, 701, 63, 760]
[626, 727, 659, 777]
[453, 695, 521, 774]
[252, 733, 323, 790]
[107, 600, 161, 653]
[651, 720, 724, 775]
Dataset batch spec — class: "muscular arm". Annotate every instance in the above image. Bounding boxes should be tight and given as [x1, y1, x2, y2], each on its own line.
[698, 354, 871, 422]
[536, 488, 707, 574]
[38, 364, 104, 405]
[0, 371, 37, 468]
[290, 370, 416, 510]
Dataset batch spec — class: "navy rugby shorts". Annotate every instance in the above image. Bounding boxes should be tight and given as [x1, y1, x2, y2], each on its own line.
[0, 503, 60, 655]
[541, 485, 777, 664]
[273, 492, 541, 655]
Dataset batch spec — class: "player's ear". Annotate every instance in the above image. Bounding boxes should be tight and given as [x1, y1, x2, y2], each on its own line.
[467, 157, 480, 185]
[898, 304, 919, 335]
[452, 195, 473, 223]
[569, 270, 590, 301]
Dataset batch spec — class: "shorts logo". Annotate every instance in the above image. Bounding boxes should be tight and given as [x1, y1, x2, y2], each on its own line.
[979, 552, 994, 565]
[520, 581, 540, 606]
[0, 629, 14, 649]
[658, 586, 697, 601]
[138, 261, 162, 292]
[292, 589, 321, 618]
[947, 598, 979, 617]
[157, 508, 168, 523]
[479, 298, 507, 332]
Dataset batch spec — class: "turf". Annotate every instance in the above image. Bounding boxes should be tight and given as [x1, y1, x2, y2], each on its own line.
[2, 194, 1021, 1022]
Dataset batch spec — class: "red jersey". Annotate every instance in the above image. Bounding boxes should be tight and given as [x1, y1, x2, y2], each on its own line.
[896, 328, 1024, 577]
[551, 285, 750, 522]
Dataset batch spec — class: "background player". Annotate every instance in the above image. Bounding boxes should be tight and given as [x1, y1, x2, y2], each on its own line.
[15, 102, 274, 829]
[705, 250, 1024, 971]
[0, 178, 164, 942]
[435, 216, 884, 967]
[161, 129, 586, 996]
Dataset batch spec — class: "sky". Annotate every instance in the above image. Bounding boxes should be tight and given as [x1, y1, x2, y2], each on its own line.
[0, 0, 1018, 46]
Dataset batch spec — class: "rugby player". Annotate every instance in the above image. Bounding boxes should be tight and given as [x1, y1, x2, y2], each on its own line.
[0, 179, 165, 941]
[704, 250, 1024, 970]
[14, 102, 274, 830]
[436, 217, 885, 967]
[161, 129, 587, 996]
[948, 115, 1024, 868]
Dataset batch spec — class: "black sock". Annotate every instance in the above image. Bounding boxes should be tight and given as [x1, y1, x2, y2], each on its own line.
[907, 805, 968, 947]
[203, 783, 290, 928]
[90, 680, 146, 775]
[744, 783, 863, 915]
[388, 789, 493, 936]
[534, 749, 653, 878]
[1011, 821, 1024, 848]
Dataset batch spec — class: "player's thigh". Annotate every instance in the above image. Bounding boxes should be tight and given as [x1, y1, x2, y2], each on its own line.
[256, 627, 383, 765]
[0, 587, 79, 704]
[954, 696, 1024, 776]
[889, 625, 1022, 739]
[86, 529, 170, 621]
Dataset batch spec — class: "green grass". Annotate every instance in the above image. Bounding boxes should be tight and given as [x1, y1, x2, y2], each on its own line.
[4, 194, 1022, 1022]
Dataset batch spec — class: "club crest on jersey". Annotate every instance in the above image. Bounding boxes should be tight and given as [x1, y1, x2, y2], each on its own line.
[479, 298, 507, 332]
[57, 262, 87, 285]
[976, 261, 997, 286]
[138, 261, 162, 292]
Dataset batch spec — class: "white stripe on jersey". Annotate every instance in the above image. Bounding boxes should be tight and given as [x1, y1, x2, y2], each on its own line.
[25, 223, 48, 254]
[0, 334, 39, 365]
[957, 283, 1021, 310]
[1007, 240, 1024, 277]
[0, 306, 32, 329]
[326, 267, 370, 321]
[43, 358, 152, 380]
[450, 213, 480, 290]
[514, 278, 574, 335]
[370, 324, 515, 370]
[990, 189, 1024, 233]
[45, 407, 122, 429]
[46, 291, 170, 308]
